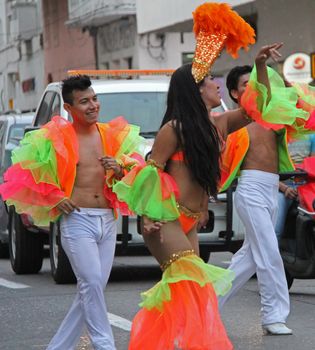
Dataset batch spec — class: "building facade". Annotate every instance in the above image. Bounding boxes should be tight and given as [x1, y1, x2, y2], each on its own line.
[2, 0, 313, 111]
[0, 0, 44, 112]
[66, 0, 197, 71]
[136, 0, 315, 86]
[42, 0, 96, 84]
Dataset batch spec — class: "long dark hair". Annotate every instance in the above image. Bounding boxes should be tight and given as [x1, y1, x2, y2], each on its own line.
[161, 63, 221, 196]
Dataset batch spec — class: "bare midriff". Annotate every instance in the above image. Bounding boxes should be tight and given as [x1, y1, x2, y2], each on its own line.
[166, 160, 205, 214]
[241, 122, 278, 174]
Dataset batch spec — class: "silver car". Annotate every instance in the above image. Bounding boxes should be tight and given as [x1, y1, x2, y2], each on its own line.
[0, 112, 34, 257]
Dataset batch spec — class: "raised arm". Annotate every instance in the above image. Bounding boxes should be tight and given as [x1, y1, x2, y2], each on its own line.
[214, 108, 251, 137]
[215, 43, 284, 137]
[255, 43, 283, 103]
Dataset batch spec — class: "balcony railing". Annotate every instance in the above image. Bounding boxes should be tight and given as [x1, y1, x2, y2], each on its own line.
[67, 0, 136, 27]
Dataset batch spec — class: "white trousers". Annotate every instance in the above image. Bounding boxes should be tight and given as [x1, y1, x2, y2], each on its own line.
[219, 170, 290, 325]
[47, 208, 117, 350]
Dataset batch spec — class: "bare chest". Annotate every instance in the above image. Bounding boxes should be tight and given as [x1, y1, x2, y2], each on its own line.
[75, 135, 106, 183]
[77, 135, 104, 166]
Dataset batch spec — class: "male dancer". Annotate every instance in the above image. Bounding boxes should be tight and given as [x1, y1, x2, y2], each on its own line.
[219, 61, 293, 335]
[0, 75, 143, 349]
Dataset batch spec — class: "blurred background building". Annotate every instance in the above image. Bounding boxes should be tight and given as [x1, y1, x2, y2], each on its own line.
[42, 0, 96, 85]
[0, 0, 44, 112]
[0, 0, 314, 112]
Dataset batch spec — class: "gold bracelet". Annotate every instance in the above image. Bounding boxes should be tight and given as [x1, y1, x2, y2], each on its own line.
[146, 159, 165, 170]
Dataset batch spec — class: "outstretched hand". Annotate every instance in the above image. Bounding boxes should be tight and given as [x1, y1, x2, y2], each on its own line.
[255, 43, 283, 66]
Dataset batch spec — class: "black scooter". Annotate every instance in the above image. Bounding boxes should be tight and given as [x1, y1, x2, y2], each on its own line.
[279, 170, 315, 289]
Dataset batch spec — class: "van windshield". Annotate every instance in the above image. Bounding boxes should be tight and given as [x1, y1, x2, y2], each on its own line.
[97, 92, 167, 136]
[97, 92, 227, 137]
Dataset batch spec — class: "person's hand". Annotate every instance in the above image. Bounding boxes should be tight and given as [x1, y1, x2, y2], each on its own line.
[198, 210, 209, 230]
[284, 186, 298, 200]
[57, 198, 80, 215]
[142, 216, 165, 242]
[255, 43, 283, 66]
[98, 156, 123, 177]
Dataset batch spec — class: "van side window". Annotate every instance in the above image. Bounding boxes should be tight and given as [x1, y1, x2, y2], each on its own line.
[0, 121, 5, 147]
[34, 91, 55, 126]
[50, 94, 61, 119]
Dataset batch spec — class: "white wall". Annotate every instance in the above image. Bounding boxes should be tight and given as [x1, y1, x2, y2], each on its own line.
[97, 28, 196, 71]
[136, 0, 254, 34]
[0, 0, 6, 48]
[137, 32, 195, 69]
[16, 36, 45, 112]
[97, 16, 138, 69]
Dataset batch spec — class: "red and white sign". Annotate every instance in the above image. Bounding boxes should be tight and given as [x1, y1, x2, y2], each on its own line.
[283, 53, 312, 83]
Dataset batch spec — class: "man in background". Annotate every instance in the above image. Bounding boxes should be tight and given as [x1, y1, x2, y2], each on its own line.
[218, 64, 293, 335]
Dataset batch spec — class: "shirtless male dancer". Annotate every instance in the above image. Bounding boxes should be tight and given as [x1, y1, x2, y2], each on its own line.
[45, 75, 123, 349]
[0, 75, 142, 349]
[218, 62, 293, 335]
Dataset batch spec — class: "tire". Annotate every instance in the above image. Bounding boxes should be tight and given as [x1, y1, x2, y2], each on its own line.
[49, 222, 76, 284]
[8, 208, 44, 274]
[285, 268, 294, 290]
[199, 248, 211, 263]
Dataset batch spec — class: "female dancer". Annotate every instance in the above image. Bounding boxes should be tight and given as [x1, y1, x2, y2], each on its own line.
[113, 39, 290, 349]
[114, 59, 269, 350]
[112, 4, 290, 350]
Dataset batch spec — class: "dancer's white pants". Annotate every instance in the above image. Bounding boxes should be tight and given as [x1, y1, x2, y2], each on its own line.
[47, 208, 117, 350]
[219, 170, 290, 325]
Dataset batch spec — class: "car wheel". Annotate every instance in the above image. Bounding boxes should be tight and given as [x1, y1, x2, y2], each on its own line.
[8, 207, 44, 274]
[49, 222, 76, 284]
[285, 268, 294, 290]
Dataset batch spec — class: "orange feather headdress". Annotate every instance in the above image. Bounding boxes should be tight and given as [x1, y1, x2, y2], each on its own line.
[192, 2, 256, 83]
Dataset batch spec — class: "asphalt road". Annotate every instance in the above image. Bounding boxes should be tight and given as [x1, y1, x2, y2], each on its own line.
[0, 253, 315, 350]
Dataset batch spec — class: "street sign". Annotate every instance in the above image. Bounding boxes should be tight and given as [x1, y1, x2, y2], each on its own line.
[283, 52, 312, 83]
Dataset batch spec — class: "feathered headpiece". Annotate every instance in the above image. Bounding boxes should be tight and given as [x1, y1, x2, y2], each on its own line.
[192, 2, 256, 83]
